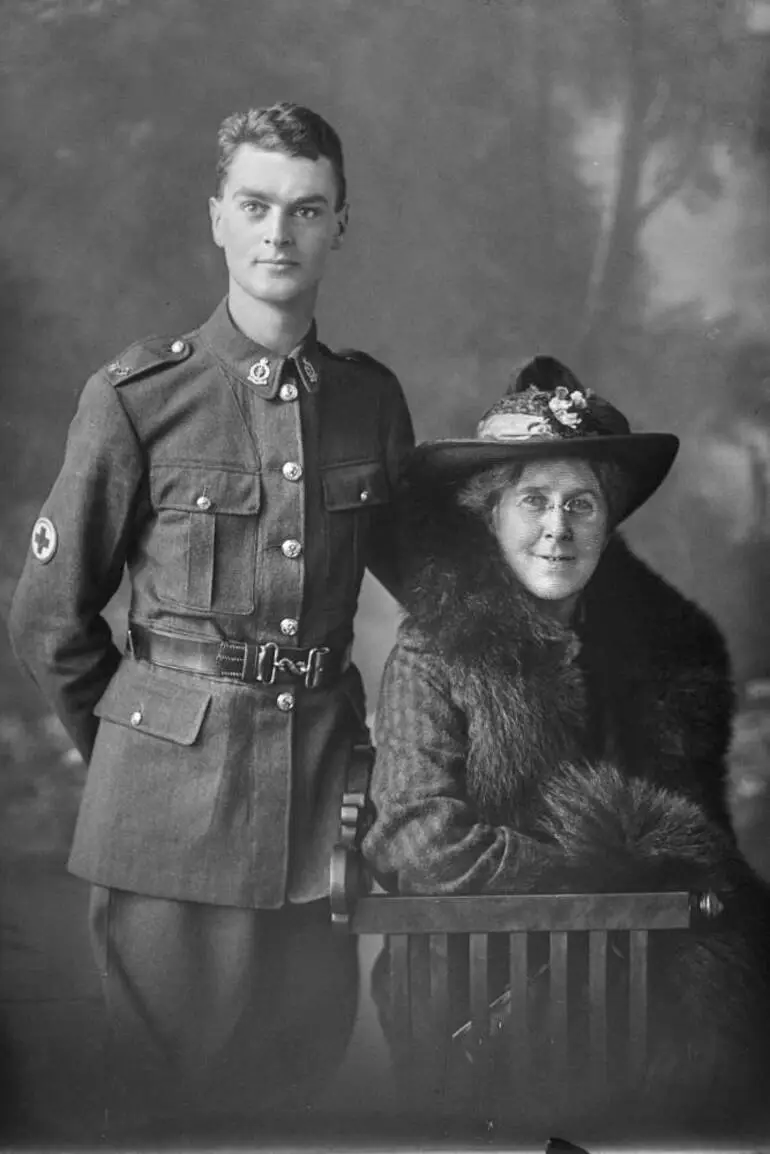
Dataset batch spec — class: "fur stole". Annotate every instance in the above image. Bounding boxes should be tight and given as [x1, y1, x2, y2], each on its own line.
[395, 473, 734, 835]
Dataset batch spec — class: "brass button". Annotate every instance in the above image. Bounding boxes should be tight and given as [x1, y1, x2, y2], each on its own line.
[282, 461, 303, 482]
[279, 381, 299, 402]
[280, 617, 299, 637]
[170, 339, 187, 355]
[281, 539, 302, 559]
[360, 489, 370, 503]
[276, 692, 295, 713]
[129, 709, 143, 727]
[196, 495, 212, 511]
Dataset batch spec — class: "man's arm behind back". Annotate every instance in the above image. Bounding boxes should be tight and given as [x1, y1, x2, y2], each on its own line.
[9, 371, 144, 762]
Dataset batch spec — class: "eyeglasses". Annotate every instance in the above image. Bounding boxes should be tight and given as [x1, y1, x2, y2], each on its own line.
[516, 492, 603, 519]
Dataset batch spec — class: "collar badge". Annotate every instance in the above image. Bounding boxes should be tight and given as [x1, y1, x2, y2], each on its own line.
[248, 357, 271, 386]
[301, 356, 318, 384]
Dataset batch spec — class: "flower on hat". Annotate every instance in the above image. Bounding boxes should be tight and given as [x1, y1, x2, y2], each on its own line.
[479, 377, 601, 442]
[548, 387, 588, 429]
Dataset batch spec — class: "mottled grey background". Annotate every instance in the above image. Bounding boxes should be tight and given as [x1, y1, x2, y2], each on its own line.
[3, 0, 770, 1145]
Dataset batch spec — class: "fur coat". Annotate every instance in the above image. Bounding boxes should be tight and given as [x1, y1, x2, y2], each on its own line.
[363, 480, 770, 1130]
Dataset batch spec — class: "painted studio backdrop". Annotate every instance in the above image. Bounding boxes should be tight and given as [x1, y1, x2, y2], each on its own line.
[3, 0, 770, 1142]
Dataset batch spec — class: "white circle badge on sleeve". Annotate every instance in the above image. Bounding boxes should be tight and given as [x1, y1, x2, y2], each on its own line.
[31, 517, 58, 563]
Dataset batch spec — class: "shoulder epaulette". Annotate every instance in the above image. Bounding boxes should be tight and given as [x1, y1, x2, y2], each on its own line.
[324, 344, 396, 378]
[103, 335, 193, 386]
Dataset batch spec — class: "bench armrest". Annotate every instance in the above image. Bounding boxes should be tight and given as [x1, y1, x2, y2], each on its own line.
[330, 741, 375, 929]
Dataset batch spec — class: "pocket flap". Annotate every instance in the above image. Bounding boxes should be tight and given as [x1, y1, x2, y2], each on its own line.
[94, 659, 211, 745]
[321, 460, 389, 512]
[150, 464, 261, 515]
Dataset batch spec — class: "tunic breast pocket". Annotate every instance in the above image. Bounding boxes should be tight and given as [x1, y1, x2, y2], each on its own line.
[149, 464, 261, 615]
[321, 459, 389, 606]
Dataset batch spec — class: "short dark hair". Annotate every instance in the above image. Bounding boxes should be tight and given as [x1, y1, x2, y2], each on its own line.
[215, 102, 347, 209]
[457, 458, 630, 529]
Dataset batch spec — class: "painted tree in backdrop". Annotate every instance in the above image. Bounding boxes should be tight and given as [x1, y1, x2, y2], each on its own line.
[563, 0, 752, 377]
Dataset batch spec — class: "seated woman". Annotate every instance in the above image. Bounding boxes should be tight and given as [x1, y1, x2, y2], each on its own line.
[363, 356, 770, 1130]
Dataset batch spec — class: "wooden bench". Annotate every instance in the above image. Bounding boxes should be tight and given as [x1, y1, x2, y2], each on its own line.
[330, 753, 729, 1130]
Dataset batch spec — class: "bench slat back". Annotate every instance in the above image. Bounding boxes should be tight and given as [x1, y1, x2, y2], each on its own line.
[352, 891, 697, 1122]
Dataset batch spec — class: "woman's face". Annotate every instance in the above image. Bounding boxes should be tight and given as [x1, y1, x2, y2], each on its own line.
[491, 458, 609, 619]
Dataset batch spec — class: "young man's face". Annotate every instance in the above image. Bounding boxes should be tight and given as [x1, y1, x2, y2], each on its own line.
[209, 145, 346, 309]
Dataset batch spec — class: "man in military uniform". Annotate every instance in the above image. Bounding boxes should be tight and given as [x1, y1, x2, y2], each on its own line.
[9, 102, 414, 1135]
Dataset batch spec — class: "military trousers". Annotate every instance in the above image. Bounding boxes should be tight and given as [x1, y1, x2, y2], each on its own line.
[88, 885, 359, 1138]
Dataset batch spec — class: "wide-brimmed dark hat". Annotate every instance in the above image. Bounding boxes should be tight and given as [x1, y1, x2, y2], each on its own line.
[413, 356, 679, 522]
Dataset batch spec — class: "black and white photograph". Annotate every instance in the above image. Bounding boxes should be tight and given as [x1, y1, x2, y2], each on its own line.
[4, 2, 770, 1151]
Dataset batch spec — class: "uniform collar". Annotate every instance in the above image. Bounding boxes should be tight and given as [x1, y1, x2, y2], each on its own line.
[199, 298, 322, 398]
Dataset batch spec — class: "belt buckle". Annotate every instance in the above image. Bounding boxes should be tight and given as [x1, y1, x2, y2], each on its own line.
[257, 642, 279, 685]
[305, 646, 330, 689]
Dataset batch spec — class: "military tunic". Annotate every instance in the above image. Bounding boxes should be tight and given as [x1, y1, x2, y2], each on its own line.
[9, 298, 414, 909]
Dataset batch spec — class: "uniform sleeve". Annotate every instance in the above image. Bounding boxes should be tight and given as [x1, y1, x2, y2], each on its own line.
[362, 632, 563, 894]
[8, 373, 144, 761]
[365, 373, 415, 601]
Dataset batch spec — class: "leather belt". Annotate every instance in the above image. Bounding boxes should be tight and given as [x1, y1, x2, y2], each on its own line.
[127, 625, 349, 690]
